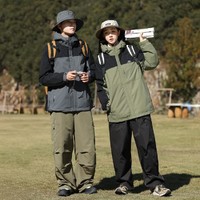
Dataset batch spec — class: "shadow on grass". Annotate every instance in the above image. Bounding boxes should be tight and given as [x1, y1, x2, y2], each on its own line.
[96, 173, 200, 193]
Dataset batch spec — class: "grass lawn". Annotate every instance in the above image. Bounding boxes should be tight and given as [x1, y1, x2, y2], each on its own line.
[0, 113, 200, 200]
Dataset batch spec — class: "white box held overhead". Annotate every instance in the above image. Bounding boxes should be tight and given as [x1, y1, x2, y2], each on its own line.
[125, 27, 155, 39]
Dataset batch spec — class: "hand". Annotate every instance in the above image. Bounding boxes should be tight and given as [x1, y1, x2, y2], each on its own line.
[80, 72, 89, 83]
[139, 32, 147, 42]
[66, 70, 77, 81]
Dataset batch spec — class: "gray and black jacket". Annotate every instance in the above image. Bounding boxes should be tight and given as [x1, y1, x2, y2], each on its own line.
[39, 33, 95, 112]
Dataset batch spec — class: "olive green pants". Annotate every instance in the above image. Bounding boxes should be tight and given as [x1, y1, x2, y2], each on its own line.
[50, 111, 96, 192]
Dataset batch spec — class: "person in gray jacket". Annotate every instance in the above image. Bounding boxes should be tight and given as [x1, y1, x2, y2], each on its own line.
[95, 20, 171, 197]
[39, 10, 97, 197]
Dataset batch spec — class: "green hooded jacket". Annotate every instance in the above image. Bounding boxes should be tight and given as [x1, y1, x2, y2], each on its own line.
[95, 39, 159, 122]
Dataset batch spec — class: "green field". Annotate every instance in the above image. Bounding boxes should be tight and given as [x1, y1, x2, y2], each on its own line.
[0, 113, 199, 200]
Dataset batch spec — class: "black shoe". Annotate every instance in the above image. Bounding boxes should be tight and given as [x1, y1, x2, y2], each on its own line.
[82, 186, 97, 194]
[57, 189, 73, 197]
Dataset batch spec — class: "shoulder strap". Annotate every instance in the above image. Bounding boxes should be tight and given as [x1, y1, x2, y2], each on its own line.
[97, 52, 106, 75]
[44, 86, 48, 95]
[126, 44, 143, 70]
[47, 40, 56, 62]
[98, 52, 105, 65]
[45, 40, 57, 97]
[79, 39, 88, 58]
[126, 44, 136, 57]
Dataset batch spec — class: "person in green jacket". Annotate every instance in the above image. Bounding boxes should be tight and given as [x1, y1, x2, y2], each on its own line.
[95, 20, 171, 197]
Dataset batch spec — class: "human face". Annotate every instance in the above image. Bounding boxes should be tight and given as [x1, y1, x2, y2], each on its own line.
[59, 19, 76, 37]
[103, 27, 120, 46]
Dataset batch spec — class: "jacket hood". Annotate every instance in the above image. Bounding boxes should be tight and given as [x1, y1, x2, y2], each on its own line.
[101, 40, 126, 56]
[53, 32, 79, 45]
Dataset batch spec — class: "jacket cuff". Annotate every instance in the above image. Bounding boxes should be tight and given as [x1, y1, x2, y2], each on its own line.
[63, 72, 67, 82]
[139, 39, 149, 47]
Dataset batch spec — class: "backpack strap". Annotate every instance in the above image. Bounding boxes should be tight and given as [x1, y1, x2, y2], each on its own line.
[47, 40, 57, 65]
[98, 52, 105, 65]
[79, 39, 88, 58]
[45, 40, 57, 97]
[97, 52, 106, 76]
[79, 39, 89, 72]
[44, 86, 48, 96]
[126, 44, 136, 57]
[126, 44, 143, 70]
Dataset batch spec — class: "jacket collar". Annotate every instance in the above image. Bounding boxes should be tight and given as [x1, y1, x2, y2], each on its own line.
[101, 40, 126, 56]
[53, 32, 79, 46]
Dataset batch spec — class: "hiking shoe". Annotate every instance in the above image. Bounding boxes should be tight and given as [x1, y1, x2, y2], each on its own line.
[152, 184, 171, 197]
[57, 188, 73, 197]
[82, 186, 97, 194]
[115, 185, 129, 195]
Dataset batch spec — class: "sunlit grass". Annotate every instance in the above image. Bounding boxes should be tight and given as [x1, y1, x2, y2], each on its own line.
[0, 113, 200, 200]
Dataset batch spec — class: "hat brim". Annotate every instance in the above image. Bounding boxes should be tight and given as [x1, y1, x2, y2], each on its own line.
[96, 26, 125, 39]
[52, 19, 84, 33]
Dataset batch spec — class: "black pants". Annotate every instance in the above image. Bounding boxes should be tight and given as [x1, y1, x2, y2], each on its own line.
[109, 115, 164, 190]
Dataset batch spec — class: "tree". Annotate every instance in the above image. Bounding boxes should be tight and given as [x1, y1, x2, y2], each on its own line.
[164, 17, 200, 102]
[0, 0, 199, 106]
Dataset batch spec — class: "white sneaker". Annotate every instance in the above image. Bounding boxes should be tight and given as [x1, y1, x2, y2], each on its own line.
[115, 185, 128, 195]
[152, 185, 171, 197]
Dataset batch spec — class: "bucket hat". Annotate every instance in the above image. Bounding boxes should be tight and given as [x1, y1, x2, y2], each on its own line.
[52, 10, 84, 33]
[96, 20, 125, 39]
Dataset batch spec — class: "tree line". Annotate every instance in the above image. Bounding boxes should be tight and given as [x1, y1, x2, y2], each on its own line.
[0, 0, 199, 103]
